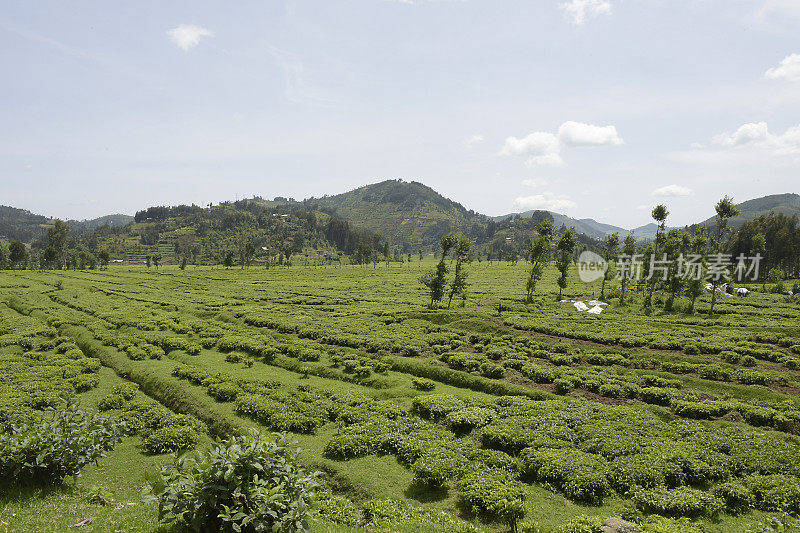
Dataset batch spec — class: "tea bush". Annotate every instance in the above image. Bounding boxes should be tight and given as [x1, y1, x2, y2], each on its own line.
[0, 402, 122, 484]
[632, 486, 723, 517]
[148, 431, 317, 532]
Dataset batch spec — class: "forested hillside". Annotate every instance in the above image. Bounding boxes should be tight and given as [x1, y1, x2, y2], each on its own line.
[309, 180, 487, 249]
[698, 193, 800, 230]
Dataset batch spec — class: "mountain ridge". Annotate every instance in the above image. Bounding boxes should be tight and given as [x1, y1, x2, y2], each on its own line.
[2, 185, 798, 249]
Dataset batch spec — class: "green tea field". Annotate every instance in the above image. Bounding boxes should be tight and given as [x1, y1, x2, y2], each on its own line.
[2, 261, 800, 533]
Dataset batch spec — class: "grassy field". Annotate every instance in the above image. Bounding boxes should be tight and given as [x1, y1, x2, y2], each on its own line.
[1, 260, 799, 532]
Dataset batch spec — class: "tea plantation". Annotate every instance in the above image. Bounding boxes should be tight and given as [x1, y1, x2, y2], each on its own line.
[1, 261, 799, 532]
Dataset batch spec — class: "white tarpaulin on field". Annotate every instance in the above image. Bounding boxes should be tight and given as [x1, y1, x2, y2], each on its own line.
[587, 305, 604, 314]
[587, 300, 609, 307]
[573, 301, 589, 312]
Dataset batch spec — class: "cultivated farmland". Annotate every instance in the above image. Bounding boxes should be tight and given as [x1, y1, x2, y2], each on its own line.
[1, 261, 799, 532]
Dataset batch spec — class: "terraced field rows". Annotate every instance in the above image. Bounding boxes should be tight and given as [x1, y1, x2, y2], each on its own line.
[1, 262, 799, 532]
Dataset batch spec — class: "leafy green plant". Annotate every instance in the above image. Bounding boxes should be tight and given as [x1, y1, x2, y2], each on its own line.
[411, 377, 436, 391]
[147, 431, 317, 533]
[0, 401, 122, 484]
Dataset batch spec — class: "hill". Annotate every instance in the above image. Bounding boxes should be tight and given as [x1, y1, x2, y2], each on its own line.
[4, 185, 798, 260]
[0, 206, 135, 242]
[698, 193, 800, 230]
[494, 210, 627, 240]
[82, 200, 381, 265]
[67, 214, 135, 234]
[0, 205, 51, 242]
[308, 180, 486, 250]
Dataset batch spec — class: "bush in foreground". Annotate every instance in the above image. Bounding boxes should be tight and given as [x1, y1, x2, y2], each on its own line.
[148, 431, 317, 533]
[0, 401, 123, 484]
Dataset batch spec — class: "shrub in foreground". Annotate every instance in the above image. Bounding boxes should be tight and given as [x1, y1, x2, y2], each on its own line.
[148, 431, 317, 533]
[0, 401, 122, 484]
[458, 471, 524, 530]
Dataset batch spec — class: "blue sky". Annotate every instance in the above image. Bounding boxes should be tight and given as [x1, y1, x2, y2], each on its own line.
[1, 0, 799, 228]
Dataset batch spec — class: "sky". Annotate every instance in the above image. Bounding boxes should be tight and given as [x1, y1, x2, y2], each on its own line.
[1, 0, 800, 228]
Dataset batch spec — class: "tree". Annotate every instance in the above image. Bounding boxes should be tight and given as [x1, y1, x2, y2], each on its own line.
[646, 205, 669, 307]
[599, 232, 620, 300]
[0, 242, 7, 270]
[152, 253, 162, 269]
[383, 241, 390, 267]
[686, 227, 709, 313]
[9, 240, 27, 269]
[555, 229, 577, 300]
[98, 248, 110, 269]
[421, 233, 457, 307]
[709, 196, 739, 315]
[751, 232, 767, 290]
[46, 219, 70, 270]
[447, 237, 472, 308]
[237, 233, 255, 269]
[663, 230, 688, 312]
[619, 233, 636, 304]
[223, 251, 235, 269]
[525, 220, 553, 303]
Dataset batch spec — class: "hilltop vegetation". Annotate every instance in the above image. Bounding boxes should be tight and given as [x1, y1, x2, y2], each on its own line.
[309, 180, 487, 250]
[698, 193, 800, 231]
[3, 183, 799, 264]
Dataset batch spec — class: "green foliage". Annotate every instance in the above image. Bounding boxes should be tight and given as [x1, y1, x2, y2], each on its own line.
[148, 431, 317, 532]
[556, 515, 602, 533]
[411, 377, 436, 391]
[142, 425, 201, 454]
[521, 447, 611, 504]
[632, 486, 724, 517]
[458, 471, 525, 527]
[0, 402, 122, 484]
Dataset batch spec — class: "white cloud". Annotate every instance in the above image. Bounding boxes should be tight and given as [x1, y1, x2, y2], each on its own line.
[463, 133, 484, 146]
[557, 121, 624, 147]
[771, 125, 800, 155]
[167, 25, 213, 51]
[710, 122, 800, 155]
[559, 0, 612, 25]
[521, 178, 549, 188]
[712, 122, 769, 147]
[500, 121, 622, 167]
[765, 53, 800, 82]
[514, 193, 577, 211]
[651, 184, 694, 197]
[500, 132, 563, 167]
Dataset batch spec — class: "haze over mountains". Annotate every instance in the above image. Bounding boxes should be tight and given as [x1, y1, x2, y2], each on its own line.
[1, 180, 798, 247]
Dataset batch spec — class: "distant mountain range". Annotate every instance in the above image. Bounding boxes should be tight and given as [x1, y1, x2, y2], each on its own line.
[493, 193, 800, 240]
[493, 210, 681, 240]
[0, 206, 134, 242]
[1, 182, 798, 250]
